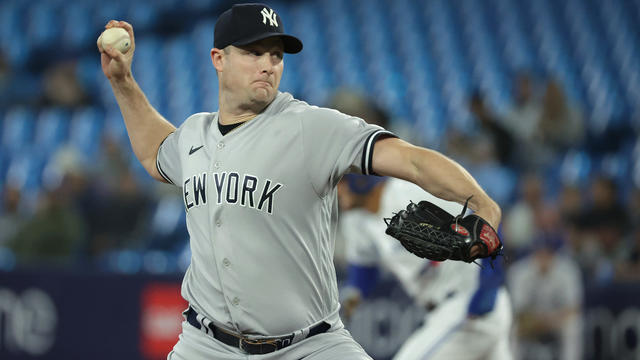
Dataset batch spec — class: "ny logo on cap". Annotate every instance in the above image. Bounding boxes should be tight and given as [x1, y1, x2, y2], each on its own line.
[261, 7, 278, 27]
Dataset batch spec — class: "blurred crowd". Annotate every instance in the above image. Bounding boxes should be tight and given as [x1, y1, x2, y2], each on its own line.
[0, 134, 189, 272]
[328, 71, 639, 359]
[454, 71, 640, 286]
[442, 72, 638, 360]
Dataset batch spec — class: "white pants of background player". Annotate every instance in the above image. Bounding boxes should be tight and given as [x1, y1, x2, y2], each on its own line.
[394, 287, 513, 360]
[168, 321, 372, 360]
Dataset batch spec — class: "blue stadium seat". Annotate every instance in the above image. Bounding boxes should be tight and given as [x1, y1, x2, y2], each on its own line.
[69, 107, 104, 160]
[27, 2, 59, 50]
[96, 249, 143, 274]
[145, 195, 188, 252]
[126, 2, 159, 32]
[5, 150, 47, 192]
[92, 2, 125, 33]
[163, 36, 198, 120]
[0, 1, 29, 68]
[61, 3, 92, 51]
[129, 151, 154, 185]
[132, 36, 167, 113]
[76, 55, 102, 99]
[191, 20, 220, 102]
[34, 108, 70, 153]
[0, 150, 8, 188]
[191, 18, 215, 49]
[2, 107, 36, 154]
[287, 3, 333, 104]
[559, 149, 593, 187]
[597, 151, 633, 192]
[104, 109, 128, 147]
[198, 71, 219, 113]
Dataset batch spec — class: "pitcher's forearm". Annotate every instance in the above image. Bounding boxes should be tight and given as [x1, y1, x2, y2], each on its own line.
[110, 73, 176, 175]
[411, 148, 501, 227]
[373, 139, 501, 228]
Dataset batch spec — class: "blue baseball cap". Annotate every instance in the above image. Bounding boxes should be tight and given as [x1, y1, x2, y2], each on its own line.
[343, 174, 387, 195]
[214, 3, 303, 54]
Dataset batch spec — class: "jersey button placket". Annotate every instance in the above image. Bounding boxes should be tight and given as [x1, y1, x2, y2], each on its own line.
[214, 140, 224, 168]
[212, 136, 240, 315]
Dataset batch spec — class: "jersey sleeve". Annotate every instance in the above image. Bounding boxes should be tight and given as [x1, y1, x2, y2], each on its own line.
[156, 129, 182, 186]
[300, 107, 395, 195]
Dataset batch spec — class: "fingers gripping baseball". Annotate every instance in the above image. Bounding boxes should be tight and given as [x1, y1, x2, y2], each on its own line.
[98, 20, 136, 80]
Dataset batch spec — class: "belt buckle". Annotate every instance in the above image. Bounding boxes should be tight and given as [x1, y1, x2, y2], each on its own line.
[240, 337, 279, 355]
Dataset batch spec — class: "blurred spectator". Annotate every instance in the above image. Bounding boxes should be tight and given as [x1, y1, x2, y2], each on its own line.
[0, 51, 41, 108]
[143, 185, 187, 252]
[5, 147, 93, 267]
[628, 186, 640, 224]
[44, 133, 152, 260]
[503, 75, 585, 171]
[616, 226, 640, 282]
[556, 183, 595, 271]
[40, 60, 91, 108]
[86, 167, 153, 258]
[0, 184, 26, 246]
[503, 173, 548, 259]
[93, 134, 133, 193]
[468, 90, 516, 167]
[444, 118, 516, 206]
[462, 136, 516, 206]
[502, 71, 542, 148]
[507, 235, 583, 360]
[7, 174, 86, 267]
[536, 79, 585, 152]
[611, 186, 640, 281]
[326, 88, 390, 128]
[576, 175, 629, 283]
[558, 183, 583, 227]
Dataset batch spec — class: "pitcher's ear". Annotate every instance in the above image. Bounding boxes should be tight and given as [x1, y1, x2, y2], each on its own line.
[211, 48, 225, 72]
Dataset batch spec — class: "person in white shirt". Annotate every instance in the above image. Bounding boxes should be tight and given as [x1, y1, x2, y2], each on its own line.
[507, 235, 583, 360]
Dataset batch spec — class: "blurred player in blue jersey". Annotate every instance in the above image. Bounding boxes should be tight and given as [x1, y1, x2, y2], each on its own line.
[338, 175, 513, 360]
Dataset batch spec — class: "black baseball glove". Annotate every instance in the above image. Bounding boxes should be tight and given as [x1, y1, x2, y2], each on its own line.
[384, 198, 502, 263]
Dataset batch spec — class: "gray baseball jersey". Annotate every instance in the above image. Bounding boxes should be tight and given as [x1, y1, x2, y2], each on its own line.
[156, 91, 394, 336]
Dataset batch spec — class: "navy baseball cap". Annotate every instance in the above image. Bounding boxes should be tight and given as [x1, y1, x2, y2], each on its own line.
[214, 3, 303, 54]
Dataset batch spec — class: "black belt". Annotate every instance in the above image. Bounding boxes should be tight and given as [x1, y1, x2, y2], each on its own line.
[185, 307, 331, 355]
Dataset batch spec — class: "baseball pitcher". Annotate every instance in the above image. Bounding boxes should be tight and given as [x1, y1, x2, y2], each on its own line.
[98, 3, 502, 359]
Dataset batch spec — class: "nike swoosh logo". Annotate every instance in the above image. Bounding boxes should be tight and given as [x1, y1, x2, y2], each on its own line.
[189, 145, 204, 155]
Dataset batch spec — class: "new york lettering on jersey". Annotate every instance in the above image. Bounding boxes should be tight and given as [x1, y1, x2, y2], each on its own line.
[182, 171, 282, 214]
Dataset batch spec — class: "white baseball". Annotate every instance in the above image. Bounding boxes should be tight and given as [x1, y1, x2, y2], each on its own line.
[99, 27, 131, 54]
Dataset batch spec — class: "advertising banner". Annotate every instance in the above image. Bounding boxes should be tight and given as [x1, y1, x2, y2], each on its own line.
[1, 271, 639, 359]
